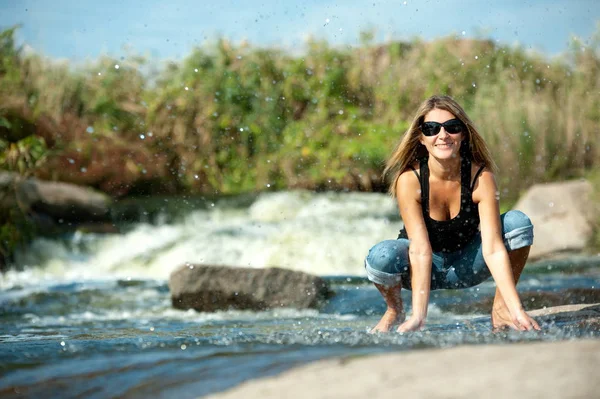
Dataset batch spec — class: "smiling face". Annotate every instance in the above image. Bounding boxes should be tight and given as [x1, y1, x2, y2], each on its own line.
[419, 108, 464, 160]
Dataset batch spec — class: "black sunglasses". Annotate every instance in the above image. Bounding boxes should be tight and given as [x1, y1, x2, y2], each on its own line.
[420, 119, 464, 136]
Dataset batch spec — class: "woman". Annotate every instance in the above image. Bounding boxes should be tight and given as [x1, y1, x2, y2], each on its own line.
[365, 95, 541, 333]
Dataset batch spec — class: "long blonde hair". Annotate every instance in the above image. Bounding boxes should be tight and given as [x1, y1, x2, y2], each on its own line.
[383, 95, 497, 197]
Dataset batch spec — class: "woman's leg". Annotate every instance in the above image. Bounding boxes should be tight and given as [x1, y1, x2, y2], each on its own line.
[491, 245, 531, 329]
[490, 210, 535, 330]
[371, 283, 405, 333]
[364, 239, 410, 333]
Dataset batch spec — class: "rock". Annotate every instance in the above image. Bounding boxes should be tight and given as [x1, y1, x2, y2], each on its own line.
[169, 265, 333, 312]
[0, 171, 110, 223]
[208, 339, 600, 399]
[513, 180, 598, 260]
[528, 303, 600, 320]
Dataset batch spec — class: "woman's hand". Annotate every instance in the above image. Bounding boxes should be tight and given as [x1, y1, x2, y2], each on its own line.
[511, 308, 541, 331]
[396, 315, 425, 333]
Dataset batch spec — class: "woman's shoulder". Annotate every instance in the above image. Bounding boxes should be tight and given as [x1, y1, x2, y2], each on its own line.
[470, 162, 494, 181]
[470, 162, 498, 202]
[395, 164, 422, 199]
[399, 162, 421, 182]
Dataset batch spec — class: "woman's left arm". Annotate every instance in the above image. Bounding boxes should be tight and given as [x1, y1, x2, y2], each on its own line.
[474, 170, 540, 331]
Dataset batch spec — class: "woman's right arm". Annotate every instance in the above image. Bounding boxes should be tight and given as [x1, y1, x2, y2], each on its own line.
[395, 171, 433, 332]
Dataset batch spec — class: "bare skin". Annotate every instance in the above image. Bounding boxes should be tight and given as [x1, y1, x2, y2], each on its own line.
[370, 283, 405, 333]
[491, 245, 531, 330]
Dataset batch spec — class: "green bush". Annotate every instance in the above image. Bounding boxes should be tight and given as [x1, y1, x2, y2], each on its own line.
[0, 26, 598, 201]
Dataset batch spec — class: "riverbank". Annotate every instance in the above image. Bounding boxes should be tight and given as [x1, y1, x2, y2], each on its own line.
[209, 304, 600, 399]
[209, 339, 599, 399]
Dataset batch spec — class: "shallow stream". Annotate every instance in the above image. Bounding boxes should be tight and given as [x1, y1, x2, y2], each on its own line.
[1, 191, 598, 398]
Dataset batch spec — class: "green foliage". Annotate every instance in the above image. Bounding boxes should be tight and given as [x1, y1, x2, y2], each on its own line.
[0, 206, 37, 268]
[0, 135, 48, 175]
[0, 26, 599, 200]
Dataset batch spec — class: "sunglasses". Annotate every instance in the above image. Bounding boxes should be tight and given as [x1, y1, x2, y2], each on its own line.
[420, 119, 464, 136]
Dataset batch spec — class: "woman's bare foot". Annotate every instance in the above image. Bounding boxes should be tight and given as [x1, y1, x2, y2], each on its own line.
[370, 309, 406, 333]
[491, 306, 518, 331]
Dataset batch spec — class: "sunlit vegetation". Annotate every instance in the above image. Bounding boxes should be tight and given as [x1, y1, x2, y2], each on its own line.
[1, 25, 599, 203]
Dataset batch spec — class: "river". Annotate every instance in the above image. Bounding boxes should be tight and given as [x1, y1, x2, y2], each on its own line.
[1, 191, 599, 398]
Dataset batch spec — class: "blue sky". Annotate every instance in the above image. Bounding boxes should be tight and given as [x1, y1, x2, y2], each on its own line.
[1, 0, 599, 63]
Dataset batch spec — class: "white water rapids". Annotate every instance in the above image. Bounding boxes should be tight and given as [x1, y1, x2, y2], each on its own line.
[5, 191, 401, 286]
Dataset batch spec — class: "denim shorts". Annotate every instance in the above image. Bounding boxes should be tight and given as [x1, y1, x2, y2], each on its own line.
[364, 210, 534, 290]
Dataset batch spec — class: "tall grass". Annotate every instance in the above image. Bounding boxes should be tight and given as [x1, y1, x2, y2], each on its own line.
[1, 25, 599, 203]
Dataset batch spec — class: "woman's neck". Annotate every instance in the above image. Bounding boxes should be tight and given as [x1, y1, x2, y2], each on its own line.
[427, 155, 462, 181]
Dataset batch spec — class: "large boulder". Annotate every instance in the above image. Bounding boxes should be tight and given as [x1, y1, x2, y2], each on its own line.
[0, 171, 110, 223]
[513, 180, 598, 260]
[169, 264, 334, 312]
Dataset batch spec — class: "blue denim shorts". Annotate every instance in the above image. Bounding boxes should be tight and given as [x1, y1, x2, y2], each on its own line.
[364, 210, 534, 290]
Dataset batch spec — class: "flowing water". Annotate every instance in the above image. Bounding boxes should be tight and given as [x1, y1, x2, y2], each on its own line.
[1, 191, 599, 398]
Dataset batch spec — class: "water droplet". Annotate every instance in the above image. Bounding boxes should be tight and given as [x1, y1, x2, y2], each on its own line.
[97, 72, 102, 76]
[80, 167, 87, 173]
[181, 344, 187, 350]
[461, 31, 466, 36]
[474, 55, 478, 60]
[60, 341, 65, 346]
[68, 158, 75, 164]
[86, 126, 94, 134]
[114, 64, 120, 69]
[194, 175, 199, 179]
[184, 86, 189, 91]
[194, 68, 198, 72]
[338, 110, 344, 115]
[150, 327, 155, 331]
[140, 134, 145, 140]
[266, 183, 271, 187]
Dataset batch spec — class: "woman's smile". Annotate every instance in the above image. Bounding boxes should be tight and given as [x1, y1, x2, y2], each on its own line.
[420, 108, 464, 159]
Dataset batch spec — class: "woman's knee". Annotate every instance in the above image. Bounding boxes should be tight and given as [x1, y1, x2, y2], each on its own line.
[501, 210, 534, 250]
[502, 210, 532, 231]
[365, 239, 409, 274]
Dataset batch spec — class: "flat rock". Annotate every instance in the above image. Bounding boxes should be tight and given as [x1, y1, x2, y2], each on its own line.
[169, 264, 333, 312]
[208, 304, 600, 399]
[209, 339, 600, 399]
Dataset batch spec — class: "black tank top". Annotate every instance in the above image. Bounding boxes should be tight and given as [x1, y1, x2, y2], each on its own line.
[398, 157, 485, 253]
